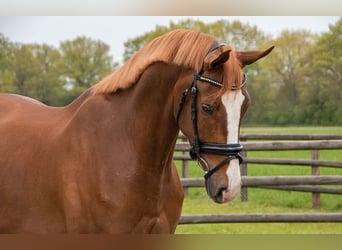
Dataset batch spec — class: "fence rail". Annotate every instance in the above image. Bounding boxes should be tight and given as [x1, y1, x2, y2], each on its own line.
[240, 134, 342, 140]
[179, 213, 342, 224]
[178, 133, 342, 141]
[242, 140, 342, 151]
[244, 158, 342, 168]
[181, 176, 342, 187]
[174, 155, 342, 168]
[175, 140, 342, 151]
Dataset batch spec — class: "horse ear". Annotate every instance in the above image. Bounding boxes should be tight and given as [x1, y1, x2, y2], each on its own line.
[203, 46, 231, 70]
[236, 46, 275, 67]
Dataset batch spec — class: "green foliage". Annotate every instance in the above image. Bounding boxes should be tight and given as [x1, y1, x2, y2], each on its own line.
[303, 18, 342, 125]
[250, 30, 316, 125]
[0, 34, 16, 92]
[0, 35, 118, 106]
[59, 36, 116, 101]
[11, 44, 65, 105]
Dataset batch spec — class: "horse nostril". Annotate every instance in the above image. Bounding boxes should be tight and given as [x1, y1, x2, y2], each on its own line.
[219, 186, 228, 194]
[214, 187, 228, 203]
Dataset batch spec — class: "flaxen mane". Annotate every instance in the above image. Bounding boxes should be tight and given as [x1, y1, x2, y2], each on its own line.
[93, 29, 242, 94]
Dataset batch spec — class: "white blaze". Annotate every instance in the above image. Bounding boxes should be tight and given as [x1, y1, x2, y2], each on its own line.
[221, 90, 245, 201]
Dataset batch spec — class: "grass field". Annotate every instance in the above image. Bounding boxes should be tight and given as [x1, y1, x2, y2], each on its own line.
[175, 126, 342, 234]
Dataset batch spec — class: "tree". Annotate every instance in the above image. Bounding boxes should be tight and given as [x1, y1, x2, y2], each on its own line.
[2, 43, 66, 106]
[304, 17, 342, 125]
[1, 35, 118, 106]
[27, 44, 64, 105]
[10, 44, 41, 95]
[207, 19, 271, 51]
[260, 30, 316, 125]
[0, 34, 15, 92]
[59, 36, 116, 102]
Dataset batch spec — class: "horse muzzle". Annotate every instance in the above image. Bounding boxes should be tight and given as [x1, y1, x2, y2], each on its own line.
[205, 158, 242, 204]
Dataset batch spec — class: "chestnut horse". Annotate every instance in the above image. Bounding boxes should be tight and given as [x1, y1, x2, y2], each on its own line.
[0, 29, 273, 233]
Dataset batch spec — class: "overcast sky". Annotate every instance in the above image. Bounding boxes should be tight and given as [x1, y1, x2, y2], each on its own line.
[0, 16, 339, 63]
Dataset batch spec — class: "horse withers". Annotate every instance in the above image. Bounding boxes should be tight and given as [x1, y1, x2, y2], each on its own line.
[0, 29, 273, 233]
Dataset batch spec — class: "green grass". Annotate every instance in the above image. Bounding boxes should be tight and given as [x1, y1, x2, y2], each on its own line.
[175, 126, 342, 234]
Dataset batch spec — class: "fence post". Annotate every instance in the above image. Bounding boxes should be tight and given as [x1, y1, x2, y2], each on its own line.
[182, 136, 189, 196]
[311, 149, 320, 208]
[240, 139, 248, 202]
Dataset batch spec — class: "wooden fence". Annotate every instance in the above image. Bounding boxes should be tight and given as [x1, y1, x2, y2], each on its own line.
[174, 133, 342, 224]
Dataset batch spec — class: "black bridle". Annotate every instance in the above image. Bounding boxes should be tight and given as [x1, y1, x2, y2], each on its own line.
[176, 43, 247, 180]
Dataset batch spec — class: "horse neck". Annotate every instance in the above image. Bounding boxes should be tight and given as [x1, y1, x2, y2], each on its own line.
[68, 62, 188, 172]
[120, 62, 184, 167]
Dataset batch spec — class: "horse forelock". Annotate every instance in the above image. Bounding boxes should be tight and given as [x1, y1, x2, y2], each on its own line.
[92, 29, 217, 94]
[218, 48, 244, 98]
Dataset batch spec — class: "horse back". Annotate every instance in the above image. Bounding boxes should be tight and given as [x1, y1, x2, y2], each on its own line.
[0, 93, 69, 151]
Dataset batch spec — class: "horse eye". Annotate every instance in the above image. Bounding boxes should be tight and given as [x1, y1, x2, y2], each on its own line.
[201, 104, 214, 114]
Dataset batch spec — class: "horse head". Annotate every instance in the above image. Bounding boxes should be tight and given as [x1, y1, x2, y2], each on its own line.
[175, 43, 274, 203]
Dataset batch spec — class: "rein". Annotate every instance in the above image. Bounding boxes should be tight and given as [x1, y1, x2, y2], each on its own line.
[176, 43, 247, 180]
